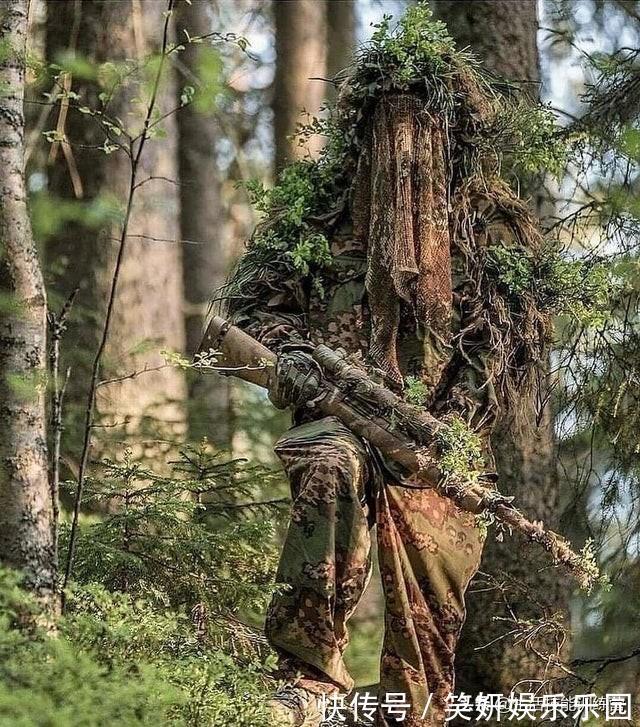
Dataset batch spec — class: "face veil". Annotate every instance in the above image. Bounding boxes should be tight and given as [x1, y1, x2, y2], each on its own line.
[351, 94, 453, 390]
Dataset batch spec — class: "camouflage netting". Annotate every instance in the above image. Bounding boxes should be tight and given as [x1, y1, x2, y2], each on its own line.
[353, 94, 452, 388]
[220, 7, 555, 411]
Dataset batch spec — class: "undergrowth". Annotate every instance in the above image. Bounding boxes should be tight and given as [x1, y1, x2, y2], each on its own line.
[0, 444, 284, 726]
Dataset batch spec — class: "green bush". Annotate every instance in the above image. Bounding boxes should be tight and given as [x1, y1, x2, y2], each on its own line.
[0, 573, 274, 726]
[60, 444, 281, 613]
[0, 444, 284, 726]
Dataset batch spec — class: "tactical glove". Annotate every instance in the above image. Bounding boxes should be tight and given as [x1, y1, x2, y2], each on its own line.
[269, 349, 322, 410]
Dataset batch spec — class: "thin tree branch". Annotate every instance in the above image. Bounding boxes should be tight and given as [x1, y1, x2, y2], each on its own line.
[97, 364, 172, 388]
[47, 286, 78, 589]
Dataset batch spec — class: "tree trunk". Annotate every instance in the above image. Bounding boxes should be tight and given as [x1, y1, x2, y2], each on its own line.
[432, 0, 540, 88]
[174, 0, 231, 447]
[0, 0, 56, 599]
[433, 0, 569, 695]
[272, 0, 327, 171]
[326, 0, 356, 89]
[45, 0, 186, 461]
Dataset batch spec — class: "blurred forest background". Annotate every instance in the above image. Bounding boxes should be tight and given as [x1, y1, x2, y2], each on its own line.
[1, 0, 640, 724]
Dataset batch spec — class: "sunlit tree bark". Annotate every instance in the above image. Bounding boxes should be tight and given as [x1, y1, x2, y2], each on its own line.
[0, 0, 56, 600]
[327, 0, 356, 89]
[174, 0, 231, 447]
[272, 0, 327, 170]
[45, 0, 187, 460]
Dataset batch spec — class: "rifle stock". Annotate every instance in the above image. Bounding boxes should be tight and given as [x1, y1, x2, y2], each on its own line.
[200, 315, 432, 471]
[200, 315, 276, 389]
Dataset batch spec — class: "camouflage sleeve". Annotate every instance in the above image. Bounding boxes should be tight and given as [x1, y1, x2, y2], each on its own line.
[444, 242, 500, 437]
[224, 253, 313, 356]
[448, 336, 499, 437]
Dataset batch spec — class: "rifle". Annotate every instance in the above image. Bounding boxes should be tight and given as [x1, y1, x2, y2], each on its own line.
[198, 316, 602, 592]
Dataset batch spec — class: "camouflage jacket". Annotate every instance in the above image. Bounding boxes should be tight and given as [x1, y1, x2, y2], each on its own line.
[229, 192, 531, 442]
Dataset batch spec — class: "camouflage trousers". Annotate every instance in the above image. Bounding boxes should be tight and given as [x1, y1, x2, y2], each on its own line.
[266, 417, 485, 727]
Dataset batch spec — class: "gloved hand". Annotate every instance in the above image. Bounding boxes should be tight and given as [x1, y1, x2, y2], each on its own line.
[269, 350, 323, 410]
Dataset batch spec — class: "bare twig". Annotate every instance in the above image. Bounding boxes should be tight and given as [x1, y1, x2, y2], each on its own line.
[132, 174, 183, 190]
[25, 76, 63, 167]
[47, 286, 78, 586]
[97, 364, 172, 388]
[123, 233, 204, 245]
[571, 645, 640, 680]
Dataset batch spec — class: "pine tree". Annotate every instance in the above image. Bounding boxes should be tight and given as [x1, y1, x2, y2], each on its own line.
[174, 0, 231, 447]
[272, 0, 327, 170]
[433, 0, 570, 694]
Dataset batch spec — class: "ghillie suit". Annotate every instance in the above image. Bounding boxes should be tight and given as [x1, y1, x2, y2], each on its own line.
[221, 9, 560, 727]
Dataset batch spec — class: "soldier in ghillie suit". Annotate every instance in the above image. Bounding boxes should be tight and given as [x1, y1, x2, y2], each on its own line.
[222, 8, 558, 726]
